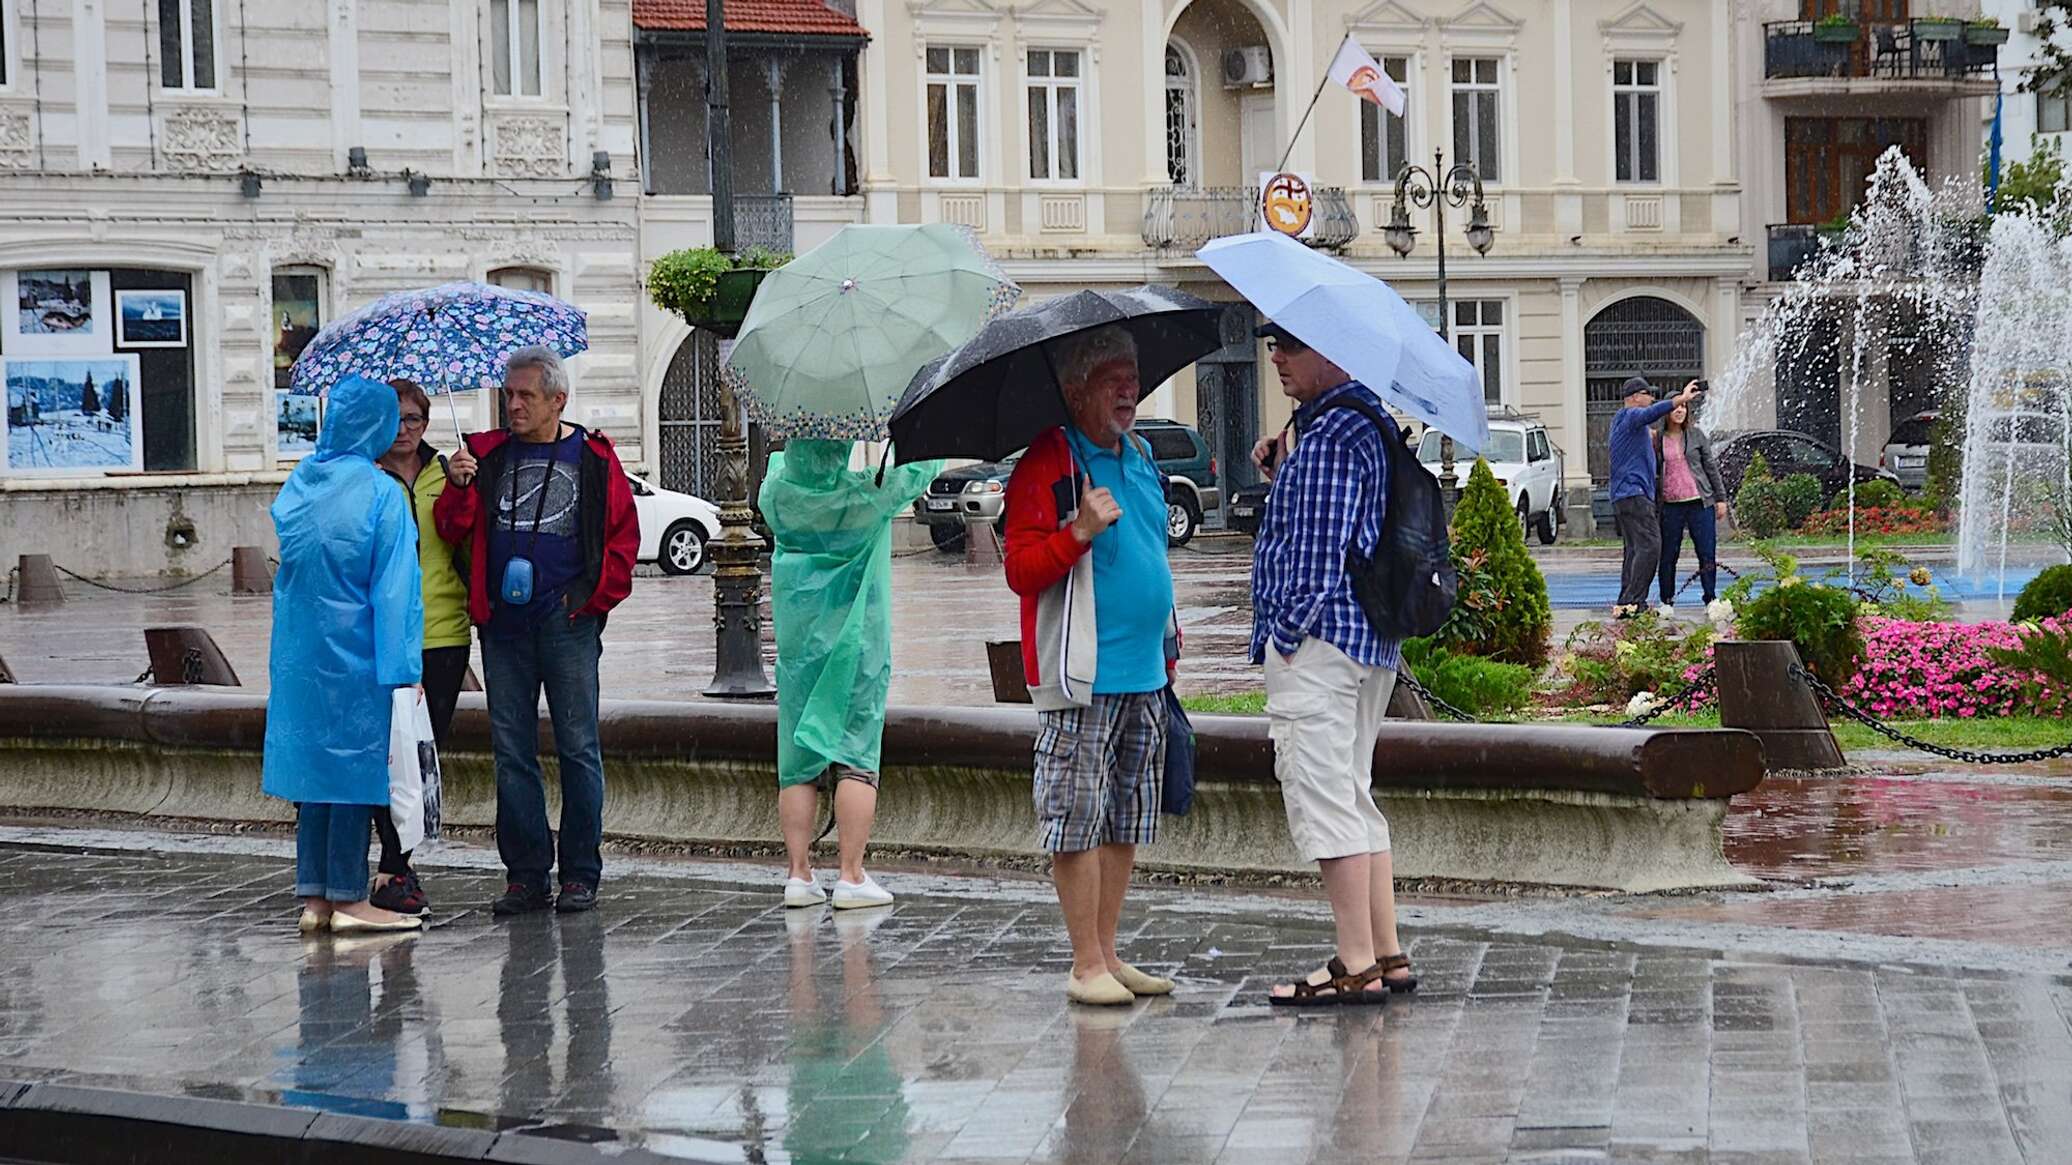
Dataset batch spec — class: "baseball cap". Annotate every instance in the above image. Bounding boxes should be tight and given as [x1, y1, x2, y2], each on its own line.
[1620, 376, 1659, 399]
[1254, 321, 1308, 351]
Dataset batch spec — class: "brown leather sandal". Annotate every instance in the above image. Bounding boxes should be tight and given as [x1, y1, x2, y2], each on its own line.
[1378, 952, 1418, 994]
[1268, 956, 1388, 1008]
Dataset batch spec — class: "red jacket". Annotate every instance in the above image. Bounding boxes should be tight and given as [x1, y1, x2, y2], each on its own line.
[432, 425, 640, 626]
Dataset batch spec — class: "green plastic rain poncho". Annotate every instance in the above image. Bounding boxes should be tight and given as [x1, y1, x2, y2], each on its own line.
[760, 440, 944, 788]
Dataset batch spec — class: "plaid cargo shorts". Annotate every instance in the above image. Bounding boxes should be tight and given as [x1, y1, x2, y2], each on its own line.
[1033, 691, 1168, 853]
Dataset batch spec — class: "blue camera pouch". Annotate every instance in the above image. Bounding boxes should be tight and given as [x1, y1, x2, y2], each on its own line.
[500, 557, 536, 606]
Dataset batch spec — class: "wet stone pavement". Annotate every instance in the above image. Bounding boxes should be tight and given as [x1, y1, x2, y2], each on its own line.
[3, 825, 2072, 1165]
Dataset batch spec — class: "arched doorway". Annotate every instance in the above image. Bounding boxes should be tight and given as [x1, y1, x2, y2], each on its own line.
[656, 331, 768, 503]
[1164, 41, 1200, 187]
[1583, 296, 1705, 483]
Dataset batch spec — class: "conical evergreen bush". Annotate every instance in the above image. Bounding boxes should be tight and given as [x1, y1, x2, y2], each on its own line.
[1445, 458, 1552, 668]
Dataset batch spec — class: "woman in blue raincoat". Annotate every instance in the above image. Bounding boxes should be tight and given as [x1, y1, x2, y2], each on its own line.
[263, 373, 426, 935]
[761, 440, 942, 910]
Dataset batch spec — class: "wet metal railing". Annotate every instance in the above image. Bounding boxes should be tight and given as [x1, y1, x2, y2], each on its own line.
[1142, 186, 1360, 252]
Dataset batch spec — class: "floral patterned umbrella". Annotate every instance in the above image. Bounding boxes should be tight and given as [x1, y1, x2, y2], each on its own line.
[287, 282, 588, 435]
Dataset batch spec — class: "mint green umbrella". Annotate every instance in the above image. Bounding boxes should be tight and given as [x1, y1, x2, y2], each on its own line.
[725, 224, 1020, 441]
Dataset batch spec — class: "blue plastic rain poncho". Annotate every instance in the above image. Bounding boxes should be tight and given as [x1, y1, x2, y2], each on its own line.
[262, 375, 424, 807]
[760, 440, 944, 788]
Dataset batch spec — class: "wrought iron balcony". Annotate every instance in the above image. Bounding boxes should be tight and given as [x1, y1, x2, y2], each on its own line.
[1763, 20, 1999, 84]
[735, 194, 794, 255]
[1141, 186, 1359, 252]
[1767, 223, 1837, 283]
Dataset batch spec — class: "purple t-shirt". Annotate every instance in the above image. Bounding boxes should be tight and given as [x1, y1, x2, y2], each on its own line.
[486, 431, 584, 637]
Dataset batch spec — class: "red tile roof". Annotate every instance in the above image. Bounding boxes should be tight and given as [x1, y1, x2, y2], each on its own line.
[633, 0, 867, 37]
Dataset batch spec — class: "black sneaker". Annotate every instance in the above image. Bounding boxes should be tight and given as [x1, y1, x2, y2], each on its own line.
[370, 871, 430, 917]
[555, 882, 598, 914]
[491, 882, 553, 916]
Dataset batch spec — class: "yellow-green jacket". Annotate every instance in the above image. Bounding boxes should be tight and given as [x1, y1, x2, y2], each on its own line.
[386, 442, 472, 650]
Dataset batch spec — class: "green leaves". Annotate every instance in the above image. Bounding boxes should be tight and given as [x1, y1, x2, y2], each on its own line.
[645, 247, 792, 323]
[1430, 458, 1551, 668]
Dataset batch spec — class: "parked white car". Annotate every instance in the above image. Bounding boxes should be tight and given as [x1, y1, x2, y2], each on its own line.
[626, 473, 720, 575]
[1416, 409, 1566, 545]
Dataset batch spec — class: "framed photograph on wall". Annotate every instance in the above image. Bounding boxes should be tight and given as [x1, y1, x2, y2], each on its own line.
[3, 355, 143, 474]
[4, 269, 112, 354]
[273, 270, 325, 390]
[276, 389, 321, 460]
[115, 289, 189, 348]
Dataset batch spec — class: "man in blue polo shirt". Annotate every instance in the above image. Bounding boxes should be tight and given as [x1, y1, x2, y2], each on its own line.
[1608, 376, 1698, 617]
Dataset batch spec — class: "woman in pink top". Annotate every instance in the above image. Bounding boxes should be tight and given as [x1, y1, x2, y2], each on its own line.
[1653, 400, 1729, 614]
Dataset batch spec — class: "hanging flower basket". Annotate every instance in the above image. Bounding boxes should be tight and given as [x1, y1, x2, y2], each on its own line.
[645, 248, 788, 340]
[1913, 18, 1963, 42]
[1965, 24, 2009, 46]
[1813, 19, 1859, 43]
[683, 269, 770, 339]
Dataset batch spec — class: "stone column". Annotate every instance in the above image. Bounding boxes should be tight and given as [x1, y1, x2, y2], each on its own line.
[763, 56, 785, 193]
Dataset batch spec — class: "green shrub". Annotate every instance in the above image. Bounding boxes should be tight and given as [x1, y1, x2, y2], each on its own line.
[1829, 479, 1905, 511]
[1777, 473, 1825, 529]
[1734, 452, 1789, 538]
[1855, 548, 1952, 621]
[1401, 638, 1533, 719]
[1558, 614, 1715, 704]
[646, 246, 790, 322]
[1737, 577, 1865, 684]
[1435, 459, 1551, 667]
[2013, 563, 2072, 622]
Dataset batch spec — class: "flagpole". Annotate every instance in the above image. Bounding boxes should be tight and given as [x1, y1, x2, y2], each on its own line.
[1274, 35, 1350, 174]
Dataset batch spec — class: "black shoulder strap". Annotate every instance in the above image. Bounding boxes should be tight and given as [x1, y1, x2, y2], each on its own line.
[1321, 396, 1403, 447]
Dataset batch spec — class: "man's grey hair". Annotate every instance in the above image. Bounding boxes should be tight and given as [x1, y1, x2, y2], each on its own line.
[1052, 326, 1139, 390]
[505, 345, 570, 399]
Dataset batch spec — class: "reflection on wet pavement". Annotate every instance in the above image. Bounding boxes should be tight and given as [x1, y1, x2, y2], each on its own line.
[1725, 772, 2072, 881]
[5, 829, 2072, 1164]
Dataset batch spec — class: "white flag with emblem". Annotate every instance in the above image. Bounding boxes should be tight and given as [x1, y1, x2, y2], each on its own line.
[1327, 35, 1406, 118]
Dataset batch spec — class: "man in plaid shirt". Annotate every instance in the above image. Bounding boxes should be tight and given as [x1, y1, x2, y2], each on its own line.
[1249, 322, 1417, 1007]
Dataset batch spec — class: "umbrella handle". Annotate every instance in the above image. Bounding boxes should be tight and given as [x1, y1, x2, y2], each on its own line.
[444, 389, 465, 447]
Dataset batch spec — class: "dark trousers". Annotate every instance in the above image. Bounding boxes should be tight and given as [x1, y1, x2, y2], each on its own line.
[373, 645, 472, 877]
[1658, 500, 1719, 604]
[1614, 496, 1661, 609]
[482, 613, 606, 894]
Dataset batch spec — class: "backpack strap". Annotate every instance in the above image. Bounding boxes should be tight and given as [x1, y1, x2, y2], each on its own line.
[1321, 395, 1403, 446]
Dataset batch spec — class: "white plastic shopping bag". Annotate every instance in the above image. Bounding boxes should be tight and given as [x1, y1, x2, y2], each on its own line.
[387, 687, 443, 852]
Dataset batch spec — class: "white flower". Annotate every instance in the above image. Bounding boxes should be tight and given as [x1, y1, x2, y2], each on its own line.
[1706, 598, 1735, 628]
[1626, 691, 1659, 717]
[1780, 575, 1802, 588]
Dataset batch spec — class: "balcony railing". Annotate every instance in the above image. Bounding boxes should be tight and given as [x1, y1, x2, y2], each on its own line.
[1767, 217, 1987, 284]
[1767, 223, 1839, 282]
[1142, 186, 1360, 252]
[1763, 20, 1999, 83]
[736, 194, 794, 254]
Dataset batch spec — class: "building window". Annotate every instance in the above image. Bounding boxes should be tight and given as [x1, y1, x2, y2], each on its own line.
[1450, 57, 1501, 183]
[1360, 55, 1411, 184]
[2042, 86, 2072, 135]
[1453, 299, 1504, 404]
[488, 266, 554, 295]
[1165, 43, 1199, 187]
[926, 46, 982, 180]
[1613, 59, 1660, 183]
[1, 1, 11, 88]
[157, 0, 216, 90]
[491, 0, 543, 98]
[1026, 49, 1081, 182]
[1785, 116, 1928, 224]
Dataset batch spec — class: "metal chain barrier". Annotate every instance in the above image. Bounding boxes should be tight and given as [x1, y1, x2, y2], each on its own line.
[1394, 669, 1478, 723]
[1791, 663, 2072, 765]
[53, 559, 232, 595]
[1395, 662, 1717, 729]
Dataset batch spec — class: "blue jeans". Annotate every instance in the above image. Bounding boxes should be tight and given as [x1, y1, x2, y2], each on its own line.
[1658, 500, 1719, 604]
[296, 803, 376, 902]
[482, 612, 605, 894]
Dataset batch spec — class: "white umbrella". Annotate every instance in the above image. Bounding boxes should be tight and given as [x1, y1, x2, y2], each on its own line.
[1197, 231, 1489, 452]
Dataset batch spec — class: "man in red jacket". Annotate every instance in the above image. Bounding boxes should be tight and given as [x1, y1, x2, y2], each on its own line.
[434, 345, 638, 918]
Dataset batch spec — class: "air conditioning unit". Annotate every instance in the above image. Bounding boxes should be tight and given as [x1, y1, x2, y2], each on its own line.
[1222, 46, 1273, 88]
[2019, 10, 2041, 33]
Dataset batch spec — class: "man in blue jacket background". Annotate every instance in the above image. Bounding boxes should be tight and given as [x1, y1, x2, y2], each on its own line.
[1607, 376, 1698, 617]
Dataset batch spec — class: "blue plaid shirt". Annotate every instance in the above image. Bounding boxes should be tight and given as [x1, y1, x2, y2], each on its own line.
[1249, 381, 1401, 671]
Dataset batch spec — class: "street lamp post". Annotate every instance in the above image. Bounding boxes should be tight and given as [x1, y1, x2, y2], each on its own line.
[1384, 147, 1494, 520]
[703, 0, 775, 699]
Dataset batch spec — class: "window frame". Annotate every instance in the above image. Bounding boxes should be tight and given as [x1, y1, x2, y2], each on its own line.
[487, 265, 556, 296]
[1448, 56, 1504, 184]
[925, 43, 985, 184]
[156, 0, 220, 94]
[0, 0, 16, 92]
[2041, 85, 2072, 136]
[489, 0, 547, 100]
[1450, 297, 1511, 408]
[1611, 58, 1663, 185]
[1023, 47, 1084, 185]
[1164, 38, 1202, 189]
[1358, 51, 1416, 186]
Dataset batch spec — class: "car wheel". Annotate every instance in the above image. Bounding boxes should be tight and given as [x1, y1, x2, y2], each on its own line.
[1536, 505, 1558, 546]
[1166, 494, 1200, 547]
[659, 520, 708, 576]
[1516, 496, 1532, 535]
[928, 523, 966, 553]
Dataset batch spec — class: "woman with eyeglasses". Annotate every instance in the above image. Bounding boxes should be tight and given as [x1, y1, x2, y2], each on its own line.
[370, 378, 473, 917]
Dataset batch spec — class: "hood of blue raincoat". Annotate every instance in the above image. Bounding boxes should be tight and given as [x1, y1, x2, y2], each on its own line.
[262, 374, 424, 806]
[317, 375, 403, 463]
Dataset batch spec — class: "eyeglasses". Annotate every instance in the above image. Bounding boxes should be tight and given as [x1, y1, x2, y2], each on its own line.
[399, 414, 427, 427]
[1266, 338, 1309, 356]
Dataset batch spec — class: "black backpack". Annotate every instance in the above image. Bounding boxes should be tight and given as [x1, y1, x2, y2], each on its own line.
[1321, 397, 1457, 640]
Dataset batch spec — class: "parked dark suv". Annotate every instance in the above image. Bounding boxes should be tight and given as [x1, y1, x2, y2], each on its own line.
[1715, 430, 1899, 498]
[913, 419, 1223, 550]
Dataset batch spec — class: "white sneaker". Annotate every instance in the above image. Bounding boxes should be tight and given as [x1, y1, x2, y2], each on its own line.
[783, 875, 826, 908]
[830, 874, 894, 910]
[1656, 603, 1676, 619]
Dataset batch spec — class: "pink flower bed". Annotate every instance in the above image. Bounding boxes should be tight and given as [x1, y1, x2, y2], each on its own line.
[1839, 615, 2072, 719]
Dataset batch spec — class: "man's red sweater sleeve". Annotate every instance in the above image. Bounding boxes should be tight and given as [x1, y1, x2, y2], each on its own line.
[1003, 437, 1087, 597]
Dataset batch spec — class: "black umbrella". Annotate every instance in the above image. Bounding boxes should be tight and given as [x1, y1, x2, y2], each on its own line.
[887, 286, 1225, 463]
